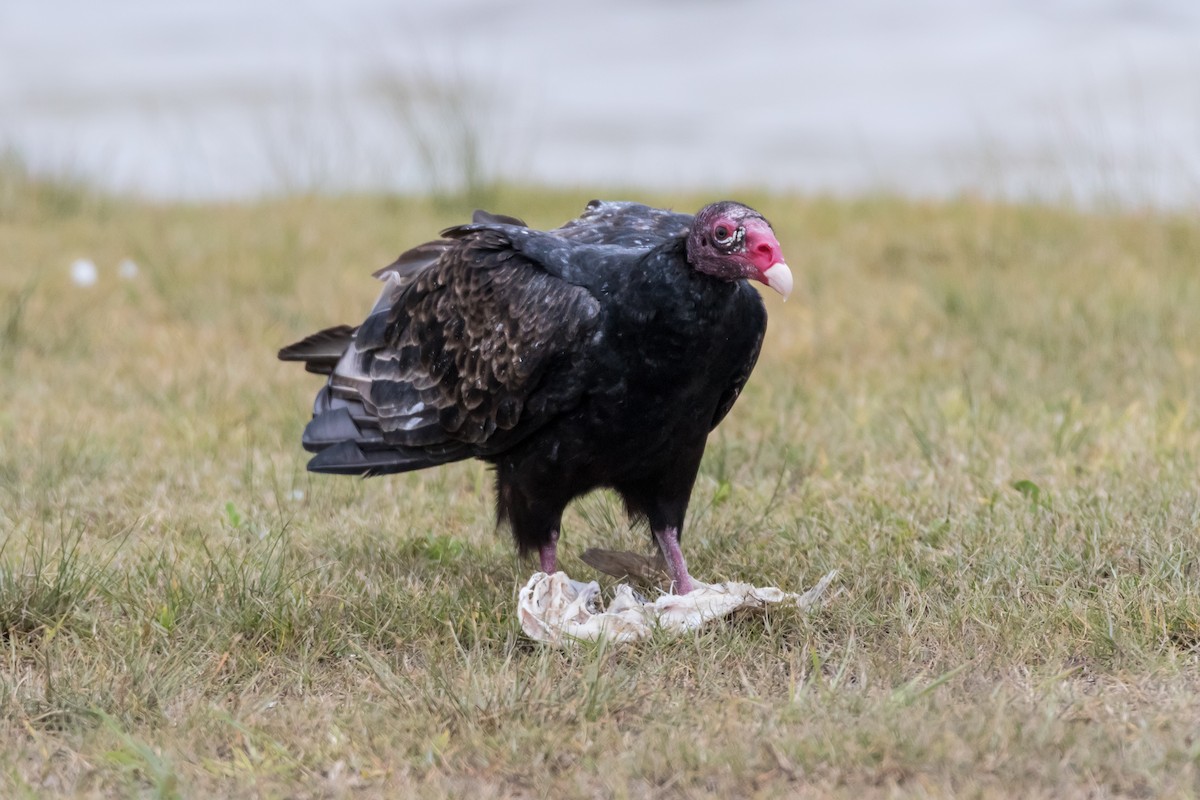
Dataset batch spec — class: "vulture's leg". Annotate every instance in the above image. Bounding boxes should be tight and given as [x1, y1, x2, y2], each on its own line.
[620, 460, 702, 595]
[538, 529, 560, 574]
[653, 526, 694, 595]
[498, 469, 565, 576]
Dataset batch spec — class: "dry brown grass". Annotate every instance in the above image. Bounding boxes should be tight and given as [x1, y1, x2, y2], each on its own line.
[2, 175, 1199, 797]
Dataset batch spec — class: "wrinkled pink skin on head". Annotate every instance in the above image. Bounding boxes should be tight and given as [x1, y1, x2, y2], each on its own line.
[742, 218, 784, 276]
[689, 207, 790, 295]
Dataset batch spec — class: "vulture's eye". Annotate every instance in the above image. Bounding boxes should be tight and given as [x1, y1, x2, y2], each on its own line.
[714, 225, 734, 245]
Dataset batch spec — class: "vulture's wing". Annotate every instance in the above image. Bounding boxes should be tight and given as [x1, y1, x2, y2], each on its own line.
[299, 223, 602, 475]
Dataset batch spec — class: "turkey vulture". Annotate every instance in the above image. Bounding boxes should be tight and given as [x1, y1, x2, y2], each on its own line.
[279, 200, 791, 594]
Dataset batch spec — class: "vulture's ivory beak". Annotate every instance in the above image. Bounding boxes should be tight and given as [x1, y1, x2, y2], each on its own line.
[762, 262, 793, 300]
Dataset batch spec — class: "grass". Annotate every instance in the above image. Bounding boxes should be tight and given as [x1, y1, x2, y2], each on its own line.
[1, 167, 1199, 797]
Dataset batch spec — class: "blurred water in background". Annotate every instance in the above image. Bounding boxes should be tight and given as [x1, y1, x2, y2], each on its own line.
[2, 0, 1198, 206]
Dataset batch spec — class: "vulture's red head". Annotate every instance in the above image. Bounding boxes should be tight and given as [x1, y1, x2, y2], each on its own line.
[686, 202, 792, 299]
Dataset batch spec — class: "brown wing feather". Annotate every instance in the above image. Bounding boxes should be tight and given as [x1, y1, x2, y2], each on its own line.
[347, 227, 601, 453]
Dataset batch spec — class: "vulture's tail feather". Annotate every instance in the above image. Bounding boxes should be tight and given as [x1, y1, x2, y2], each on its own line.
[278, 325, 356, 375]
[302, 408, 385, 452]
[306, 439, 463, 477]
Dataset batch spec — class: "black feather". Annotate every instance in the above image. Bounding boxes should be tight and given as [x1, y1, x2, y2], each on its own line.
[278, 325, 355, 374]
[306, 440, 452, 476]
[302, 407, 381, 452]
[472, 209, 528, 227]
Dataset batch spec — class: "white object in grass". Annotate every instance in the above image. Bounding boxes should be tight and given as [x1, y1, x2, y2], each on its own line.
[70, 258, 97, 286]
[518, 570, 838, 646]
